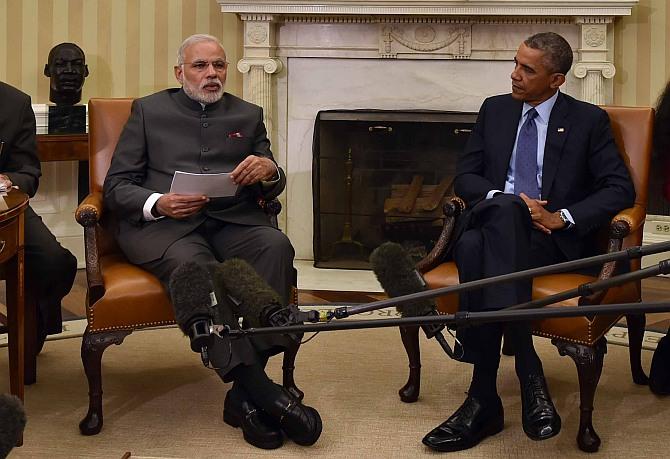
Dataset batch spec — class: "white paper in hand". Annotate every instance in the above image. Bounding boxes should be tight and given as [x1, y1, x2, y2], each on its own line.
[169, 170, 239, 198]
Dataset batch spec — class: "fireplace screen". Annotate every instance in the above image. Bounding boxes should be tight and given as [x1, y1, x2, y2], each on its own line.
[313, 110, 477, 269]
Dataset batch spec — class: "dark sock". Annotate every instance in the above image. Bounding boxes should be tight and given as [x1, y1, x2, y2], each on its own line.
[468, 362, 500, 403]
[229, 352, 270, 401]
[508, 322, 542, 381]
[228, 362, 283, 411]
[467, 323, 503, 403]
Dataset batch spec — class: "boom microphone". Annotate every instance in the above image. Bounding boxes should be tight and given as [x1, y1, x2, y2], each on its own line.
[0, 394, 26, 458]
[168, 261, 215, 366]
[370, 242, 457, 358]
[210, 259, 284, 328]
[210, 259, 322, 330]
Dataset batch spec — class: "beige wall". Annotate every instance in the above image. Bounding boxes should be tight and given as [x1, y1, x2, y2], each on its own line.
[1, 0, 669, 108]
[0, 0, 242, 103]
[614, 0, 670, 108]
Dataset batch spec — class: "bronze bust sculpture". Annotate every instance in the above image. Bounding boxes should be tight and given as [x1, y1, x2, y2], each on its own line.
[43, 42, 89, 106]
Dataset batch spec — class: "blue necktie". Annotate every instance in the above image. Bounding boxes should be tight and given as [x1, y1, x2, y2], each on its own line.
[514, 108, 540, 199]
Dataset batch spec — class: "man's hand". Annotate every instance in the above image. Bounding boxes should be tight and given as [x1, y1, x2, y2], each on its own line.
[0, 174, 12, 189]
[520, 192, 565, 234]
[155, 193, 209, 219]
[230, 155, 277, 186]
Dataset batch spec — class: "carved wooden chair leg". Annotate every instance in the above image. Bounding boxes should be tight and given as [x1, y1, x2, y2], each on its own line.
[79, 328, 131, 436]
[399, 325, 421, 402]
[282, 339, 304, 401]
[554, 337, 606, 453]
[625, 313, 649, 385]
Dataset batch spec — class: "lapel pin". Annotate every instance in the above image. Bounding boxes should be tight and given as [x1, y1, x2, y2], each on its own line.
[557, 127, 565, 133]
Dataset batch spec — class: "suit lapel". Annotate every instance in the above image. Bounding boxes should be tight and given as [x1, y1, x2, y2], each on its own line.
[495, 99, 523, 189]
[541, 93, 570, 199]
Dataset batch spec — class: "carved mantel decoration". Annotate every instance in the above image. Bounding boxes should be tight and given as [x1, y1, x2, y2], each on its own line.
[217, 1, 637, 261]
[219, 0, 636, 127]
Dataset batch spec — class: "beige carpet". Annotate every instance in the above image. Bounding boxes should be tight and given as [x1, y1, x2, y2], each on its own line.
[1, 326, 669, 459]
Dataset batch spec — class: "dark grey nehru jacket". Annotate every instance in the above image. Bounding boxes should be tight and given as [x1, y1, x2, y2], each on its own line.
[103, 88, 286, 265]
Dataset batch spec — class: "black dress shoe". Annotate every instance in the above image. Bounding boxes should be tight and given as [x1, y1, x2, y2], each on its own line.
[223, 391, 283, 449]
[422, 395, 504, 452]
[269, 389, 322, 446]
[520, 374, 561, 440]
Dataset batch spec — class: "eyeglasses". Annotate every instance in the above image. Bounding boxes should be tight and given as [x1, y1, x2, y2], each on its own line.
[181, 60, 229, 72]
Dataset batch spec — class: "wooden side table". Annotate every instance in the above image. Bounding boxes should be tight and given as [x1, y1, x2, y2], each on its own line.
[36, 133, 88, 162]
[36, 133, 89, 202]
[1, 189, 29, 445]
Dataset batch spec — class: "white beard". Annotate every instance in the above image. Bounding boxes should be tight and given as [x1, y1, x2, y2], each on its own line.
[182, 77, 225, 104]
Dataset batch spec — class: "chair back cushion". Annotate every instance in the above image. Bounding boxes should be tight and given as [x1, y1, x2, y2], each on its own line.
[88, 99, 134, 258]
[88, 98, 134, 195]
[601, 106, 653, 255]
[602, 106, 653, 213]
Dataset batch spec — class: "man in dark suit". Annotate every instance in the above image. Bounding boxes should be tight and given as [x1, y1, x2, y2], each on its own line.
[0, 81, 78, 352]
[422, 32, 635, 452]
[103, 34, 321, 449]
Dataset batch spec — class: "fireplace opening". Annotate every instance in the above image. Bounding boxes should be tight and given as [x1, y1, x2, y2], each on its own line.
[312, 110, 477, 269]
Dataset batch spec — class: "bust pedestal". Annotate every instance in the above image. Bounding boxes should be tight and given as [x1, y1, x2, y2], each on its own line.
[47, 105, 86, 134]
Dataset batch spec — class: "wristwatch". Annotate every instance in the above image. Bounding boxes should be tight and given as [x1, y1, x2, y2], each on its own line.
[558, 209, 572, 229]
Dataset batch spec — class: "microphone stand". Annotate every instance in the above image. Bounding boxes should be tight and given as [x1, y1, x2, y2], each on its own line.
[208, 248, 670, 339]
[330, 240, 670, 319]
[506, 261, 670, 311]
[220, 300, 670, 338]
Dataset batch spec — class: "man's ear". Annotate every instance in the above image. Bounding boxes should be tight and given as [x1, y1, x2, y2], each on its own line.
[44, 64, 51, 77]
[550, 73, 566, 89]
[174, 65, 183, 84]
[84, 64, 89, 77]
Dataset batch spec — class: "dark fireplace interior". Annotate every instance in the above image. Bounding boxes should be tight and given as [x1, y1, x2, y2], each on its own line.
[313, 110, 477, 269]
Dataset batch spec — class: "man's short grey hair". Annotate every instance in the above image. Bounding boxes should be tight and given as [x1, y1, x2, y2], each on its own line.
[177, 34, 224, 65]
[524, 32, 573, 75]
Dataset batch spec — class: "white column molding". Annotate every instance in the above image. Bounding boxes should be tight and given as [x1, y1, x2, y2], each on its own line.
[237, 57, 283, 75]
[574, 65, 616, 105]
[573, 17, 615, 104]
[237, 17, 282, 141]
[237, 57, 283, 137]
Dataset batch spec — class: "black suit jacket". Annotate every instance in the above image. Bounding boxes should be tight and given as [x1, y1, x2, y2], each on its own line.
[0, 81, 41, 196]
[103, 89, 286, 264]
[454, 92, 635, 260]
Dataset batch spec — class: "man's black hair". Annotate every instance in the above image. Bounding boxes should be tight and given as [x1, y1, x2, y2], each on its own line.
[525, 32, 573, 75]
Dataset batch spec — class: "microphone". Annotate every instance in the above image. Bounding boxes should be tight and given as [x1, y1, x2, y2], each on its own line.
[0, 394, 26, 458]
[210, 259, 285, 328]
[210, 259, 324, 335]
[168, 261, 216, 367]
[370, 242, 458, 359]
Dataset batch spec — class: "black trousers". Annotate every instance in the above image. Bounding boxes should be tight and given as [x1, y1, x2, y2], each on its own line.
[453, 194, 567, 368]
[141, 218, 296, 380]
[24, 205, 78, 336]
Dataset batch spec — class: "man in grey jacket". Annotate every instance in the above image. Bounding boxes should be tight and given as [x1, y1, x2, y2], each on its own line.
[103, 34, 321, 449]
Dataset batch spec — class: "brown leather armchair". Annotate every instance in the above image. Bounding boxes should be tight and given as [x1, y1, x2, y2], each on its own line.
[397, 106, 654, 453]
[75, 98, 301, 436]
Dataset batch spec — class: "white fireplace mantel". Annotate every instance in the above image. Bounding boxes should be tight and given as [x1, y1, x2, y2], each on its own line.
[217, 0, 637, 261]
[219, 1, 636, 17]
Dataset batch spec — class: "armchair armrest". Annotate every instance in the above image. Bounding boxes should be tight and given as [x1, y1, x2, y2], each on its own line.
[257, 197, 282, 229]
[416, 196, 466, 273]
[610, 204, 645, 238]
[75, 193, 104, 227]
[75, 192, 105, 303]
[579, 204, 643, 306]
